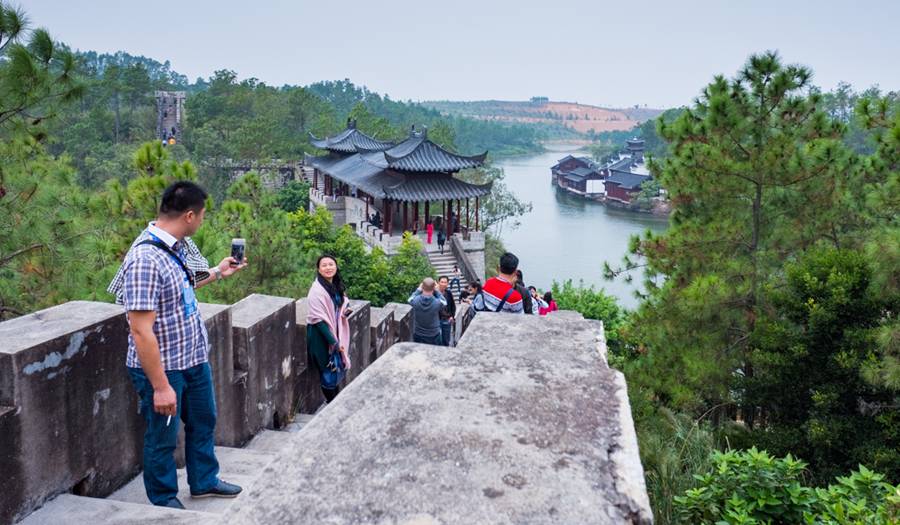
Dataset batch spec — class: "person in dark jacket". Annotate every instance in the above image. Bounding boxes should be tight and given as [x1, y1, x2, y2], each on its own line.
[437, 276, 456, 346]
[515, 269, 533, 315]
[437, 228, 446, 254]
[408, 278, 444, 345]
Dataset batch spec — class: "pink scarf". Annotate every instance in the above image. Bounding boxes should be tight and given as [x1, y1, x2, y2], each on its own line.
[306, 278, 351, 360]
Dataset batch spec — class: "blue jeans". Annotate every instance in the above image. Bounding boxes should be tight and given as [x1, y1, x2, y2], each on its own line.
[450, 278, 461, 294]
[413, 332, 443, 345]
[440, 321, 452, 347]
[128, 362, 219, 505]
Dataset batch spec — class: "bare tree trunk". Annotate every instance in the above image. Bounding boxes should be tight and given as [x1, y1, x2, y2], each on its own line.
[114, 92, 121, 144]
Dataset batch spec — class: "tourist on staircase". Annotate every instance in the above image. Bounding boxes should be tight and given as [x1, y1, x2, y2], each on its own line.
[408, 277, 445, 345]
[475, 252, 525, 314]
[437, 276, 456, 346]
[306, 255, 353, 404]
[437, 227, 446, 254]
[120, 182, 248, 509]
[450, 264, 462, 295]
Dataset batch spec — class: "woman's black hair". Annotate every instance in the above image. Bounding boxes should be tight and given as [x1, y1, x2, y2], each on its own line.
[543, 291, 553, 303]
[316, 254, 346, 296]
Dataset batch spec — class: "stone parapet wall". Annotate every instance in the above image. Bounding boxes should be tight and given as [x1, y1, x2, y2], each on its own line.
[0, 294, 391, 524]
[1, 298, 650, 524]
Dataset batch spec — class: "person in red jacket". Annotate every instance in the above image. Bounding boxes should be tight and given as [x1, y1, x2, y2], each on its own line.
[475, 252, 524, 314]
[540, 291, 559, 315]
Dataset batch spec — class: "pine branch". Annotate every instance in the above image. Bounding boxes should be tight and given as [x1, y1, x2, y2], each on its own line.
[0, 243, 44, 267]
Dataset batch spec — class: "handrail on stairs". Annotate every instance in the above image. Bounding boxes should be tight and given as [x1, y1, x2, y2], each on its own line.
[449, 234, 480, 285]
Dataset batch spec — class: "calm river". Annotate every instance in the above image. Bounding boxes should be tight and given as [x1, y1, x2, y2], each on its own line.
[494, 144, 668, 310]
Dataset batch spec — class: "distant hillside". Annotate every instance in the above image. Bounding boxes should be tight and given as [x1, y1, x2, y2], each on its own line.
[423, 99, 665, 135]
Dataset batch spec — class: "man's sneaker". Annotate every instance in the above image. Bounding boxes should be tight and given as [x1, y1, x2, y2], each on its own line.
[161, 497, 185, 509]
[190, 479, 243, 499]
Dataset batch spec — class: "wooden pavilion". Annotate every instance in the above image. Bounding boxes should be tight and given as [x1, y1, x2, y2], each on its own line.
[307, 120, 491, 239]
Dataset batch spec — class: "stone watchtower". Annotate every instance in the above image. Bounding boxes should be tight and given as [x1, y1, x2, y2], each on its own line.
[156, 90, 186, 143]
[626, 138, 645, 164]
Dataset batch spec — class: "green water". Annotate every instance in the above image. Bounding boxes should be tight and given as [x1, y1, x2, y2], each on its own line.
[494, 145, 668, 310]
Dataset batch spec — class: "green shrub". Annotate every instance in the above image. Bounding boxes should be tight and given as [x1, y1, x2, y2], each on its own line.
[674, 448, 900, 524]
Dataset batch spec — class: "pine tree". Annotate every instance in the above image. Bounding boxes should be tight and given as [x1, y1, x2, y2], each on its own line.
[617, 52, 857, 420]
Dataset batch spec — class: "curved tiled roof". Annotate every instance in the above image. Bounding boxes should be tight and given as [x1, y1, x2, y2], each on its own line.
[308, 149, 492, 202]
[383, 176, 492, 202]
[384, 129, 487, 172]
[309, 120, 395, 153]
[606, 171, 651, 190]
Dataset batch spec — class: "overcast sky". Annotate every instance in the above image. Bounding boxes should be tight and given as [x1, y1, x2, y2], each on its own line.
[23, 0, 900, 108]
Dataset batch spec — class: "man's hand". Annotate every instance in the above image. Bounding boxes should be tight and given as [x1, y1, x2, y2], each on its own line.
[218, 256, 248, 278]
[153, 384, 177, 416]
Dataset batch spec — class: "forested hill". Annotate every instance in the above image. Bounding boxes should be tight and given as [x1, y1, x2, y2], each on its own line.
[56, 50, 547, 159]
[424, 99, 665, 138]
[306, 80, 545, 156]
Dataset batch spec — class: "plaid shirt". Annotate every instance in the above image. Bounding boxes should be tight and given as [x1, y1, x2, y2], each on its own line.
[108, 228, 209, 304]
[122, 225, 209, 370]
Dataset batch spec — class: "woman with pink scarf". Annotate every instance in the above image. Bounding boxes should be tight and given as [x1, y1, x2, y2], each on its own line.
[306, 255, 352, 403]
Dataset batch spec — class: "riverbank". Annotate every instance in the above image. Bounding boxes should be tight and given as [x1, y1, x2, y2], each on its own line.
[495, 145, 668, 310]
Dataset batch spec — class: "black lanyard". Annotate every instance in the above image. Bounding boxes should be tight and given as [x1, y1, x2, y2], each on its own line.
[137, 238, 195, 287]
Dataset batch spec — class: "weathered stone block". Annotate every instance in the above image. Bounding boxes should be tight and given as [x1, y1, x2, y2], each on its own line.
[293, 298, 324, 415]
[199, 303, 242, 447]
[368, 307, 394, 365]
[382, 302, 413, 344]
[230, 294, 296, 441]
[0, 301, 138, 525]
[344, 300, 371, 384]
[223, 312, 652, 524]
[453, 302, 472, 346]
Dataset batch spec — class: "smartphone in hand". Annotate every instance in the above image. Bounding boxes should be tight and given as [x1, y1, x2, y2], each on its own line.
[230, 238, 245, 267]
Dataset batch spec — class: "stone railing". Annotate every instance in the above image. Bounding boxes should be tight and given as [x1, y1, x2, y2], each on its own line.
[357, 221, 404, 255]
[450, 231, 486, 282]
[309, 187, 338, 209]
[450, 233, 482, 285]
[0, 295, 413, 524]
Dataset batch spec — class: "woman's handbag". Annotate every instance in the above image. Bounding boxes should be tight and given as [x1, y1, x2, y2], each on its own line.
[321, 348, 345, 389]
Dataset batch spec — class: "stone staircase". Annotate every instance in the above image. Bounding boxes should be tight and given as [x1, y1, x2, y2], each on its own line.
[19, 415, 316, 525]
[425, 241, 469, 293]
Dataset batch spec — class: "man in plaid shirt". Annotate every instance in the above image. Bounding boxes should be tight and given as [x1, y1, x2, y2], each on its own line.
[122, 181, 247, 509]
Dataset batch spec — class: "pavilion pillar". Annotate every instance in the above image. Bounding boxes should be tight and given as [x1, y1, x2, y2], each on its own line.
[403, 201, 409, 233]
[446, 199, 452, 238]
[476, 197, 480, 231]
[385, 199, 392, 235]
[456, 200, 461, 233]
[466, 198, 470, 230]
[364, 193, 369, 220]
[425, 201, 430, 224]
[313, 169, 318, 191]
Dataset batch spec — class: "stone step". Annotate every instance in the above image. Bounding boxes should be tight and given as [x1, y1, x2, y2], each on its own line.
[280, 412, 316, 433]
[246, 429, 300, 455]
[18, 494, 217, 525]
[106, 446, 277, 515]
